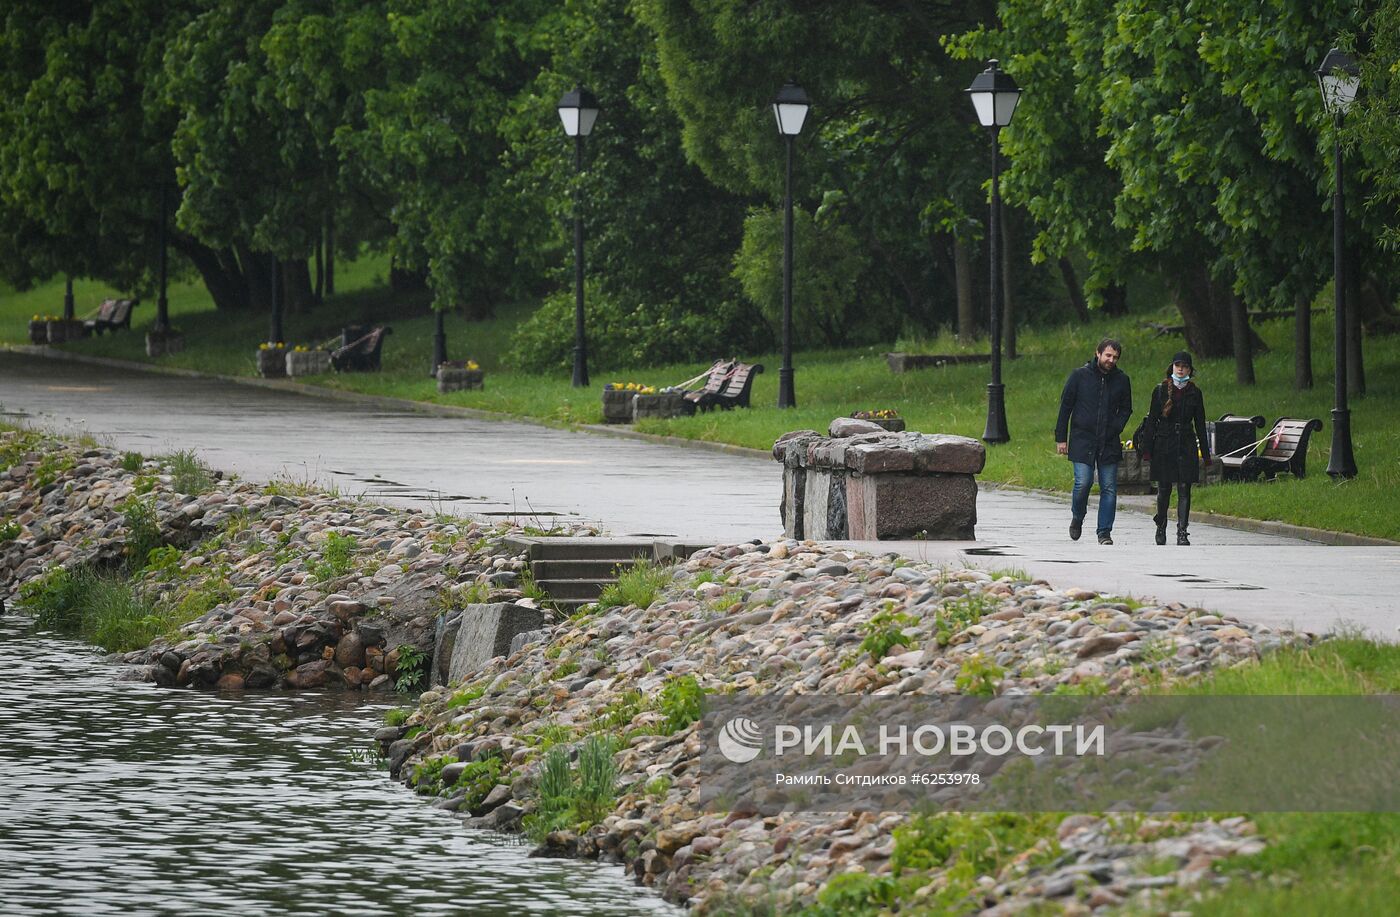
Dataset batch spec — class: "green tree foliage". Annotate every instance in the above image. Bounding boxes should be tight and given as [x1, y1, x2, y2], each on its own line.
[637, 0, 997, 340]
[950, 0, 1383, 355]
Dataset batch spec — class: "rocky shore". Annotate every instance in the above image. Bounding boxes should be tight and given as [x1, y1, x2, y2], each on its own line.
[2, 427, 1309, 914]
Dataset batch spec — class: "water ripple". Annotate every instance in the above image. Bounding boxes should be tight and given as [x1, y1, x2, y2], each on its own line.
[0, 617, 672, 916]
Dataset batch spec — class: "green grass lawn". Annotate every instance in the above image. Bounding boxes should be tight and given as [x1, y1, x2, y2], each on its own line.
[5, 267, 1397, 539]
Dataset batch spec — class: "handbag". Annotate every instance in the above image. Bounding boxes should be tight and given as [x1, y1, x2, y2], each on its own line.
[1130, 414, 1154, 451]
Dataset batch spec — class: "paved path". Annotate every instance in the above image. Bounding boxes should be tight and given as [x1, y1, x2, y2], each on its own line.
[2, 351, 1395, 638]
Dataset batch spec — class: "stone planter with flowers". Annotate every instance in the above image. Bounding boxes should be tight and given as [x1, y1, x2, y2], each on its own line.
[286, 346, 332, 377]
[436, 360, 484, 393]
[256, 343, 287, 378]
[601, 382, 654, 424]
[851, 410, 906, 432]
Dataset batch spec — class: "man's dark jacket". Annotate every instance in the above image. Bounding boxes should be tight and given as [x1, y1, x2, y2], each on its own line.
[1055, 358, 1133, 465]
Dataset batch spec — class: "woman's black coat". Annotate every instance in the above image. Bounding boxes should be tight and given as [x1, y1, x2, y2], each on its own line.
[1146, 380, 1210, 484]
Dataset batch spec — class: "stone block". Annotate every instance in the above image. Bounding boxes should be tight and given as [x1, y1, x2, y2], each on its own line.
[846, 473, 977, 540]
[802, 469, 848, 540]
[782, 464, 806, 538]
[287, 349, 332, 377]
[910, 434, 986, 475]
[146, 330, 185, 358]
[846, 443, 916, 474]
[829, 417, 886, 437]
[773, 429, 820, 461]
[446, 603, 547, 686]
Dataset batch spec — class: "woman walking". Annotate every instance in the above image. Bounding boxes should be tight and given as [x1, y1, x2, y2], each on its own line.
[1145, 351, 1211, 545]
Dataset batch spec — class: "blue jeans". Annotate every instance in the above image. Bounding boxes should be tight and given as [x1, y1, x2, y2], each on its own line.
[1071, 461, 1119, 536]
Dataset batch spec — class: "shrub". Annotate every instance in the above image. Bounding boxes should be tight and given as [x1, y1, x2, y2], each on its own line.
[18, 565, 167, 653]
[18, 567, 88, 632]
[120, 451, 144, 472]
[859, 609, 918, 660]
[394, 644, 428, 693]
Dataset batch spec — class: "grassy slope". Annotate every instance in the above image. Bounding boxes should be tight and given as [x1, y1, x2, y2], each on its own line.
[4, 267, 1397, 539]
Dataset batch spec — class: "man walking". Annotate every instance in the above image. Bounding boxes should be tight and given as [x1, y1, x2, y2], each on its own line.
[1055, 338, 1133, 544]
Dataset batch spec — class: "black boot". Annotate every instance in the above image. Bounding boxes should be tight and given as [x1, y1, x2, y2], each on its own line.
[1156, 525, 1167, 545]
[1177, 530, 1190, 546]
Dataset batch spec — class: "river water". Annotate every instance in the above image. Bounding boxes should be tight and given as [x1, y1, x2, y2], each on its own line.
[0, 616, 672, 916]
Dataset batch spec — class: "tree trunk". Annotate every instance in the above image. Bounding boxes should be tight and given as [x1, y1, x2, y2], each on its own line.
[1058, 256, 1091, 323]
[314, 235, 324, 305]
[324, 210, 335, 297]
[1101, 283, 1128, 316]
[1294, 289, 1312, 390]
[1001, 209, 1016, 359]
[1172, 265, 1234, 358]
[238, 244, 273, 311]
[1230, 291, 1255, 385]
[1346, 245, 1365, 396]
[281, 259, 315, 314]
[954, 234, 975, 344]
[174, 238, 249, 311]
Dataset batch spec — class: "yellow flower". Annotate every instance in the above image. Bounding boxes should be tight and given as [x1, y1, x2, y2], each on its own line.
[32, 314, 39, 321]
[466, 360, 480, 370]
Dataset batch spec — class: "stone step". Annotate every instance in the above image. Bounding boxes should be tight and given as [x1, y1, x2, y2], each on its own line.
[506, 535, 657, 562]
[536, 578, 610, 601]
[533, 558, 635, 581]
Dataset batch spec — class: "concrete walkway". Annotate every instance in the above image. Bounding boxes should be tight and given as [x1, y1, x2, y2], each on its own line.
[2, 350, 1395, 638]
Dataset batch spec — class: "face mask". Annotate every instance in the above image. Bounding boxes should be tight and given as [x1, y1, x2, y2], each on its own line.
[1172, 373, 1190, 388]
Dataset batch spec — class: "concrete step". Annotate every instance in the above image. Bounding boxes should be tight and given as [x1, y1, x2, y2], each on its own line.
[506, 535, 657, 562]
[536, 578, 610, 601]
[533, 558, 635, 581]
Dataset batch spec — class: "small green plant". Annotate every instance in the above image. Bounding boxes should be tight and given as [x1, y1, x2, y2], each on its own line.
[310, 531, 358, 582]
[688, 570, 719, 588]
[120, 451, 144, 472]
[0, 519, 20, 542]
[165, 449, 215, 494]
[446, 683, 487, 708]
[933, 593, 997, 646]
[31, 450, 74, 489]
[1052, 676, 1110, 696]
[19, 565, 169, 653]
[596, 558, 672, 610]
[18, 566, 87, 632]
[383, 707, 412, 727]
[553, 660, 581, 679]
[452, 754, 505, 807]
[394, 643, 429, 692]
[524, 734, 619, 841]
[410, 753, 458, 795]
[526, 723, 576, 750]
[644, 775, 672, 799]
[599, 688, 645, 731]
[119, 496, 164, 572]
[707, 591, 744, 614]
[144, 544, 185, 577]
[989, 567, 1029, 582]
[859, 609, 918, 660]
[657, 674, 705, 734]
[954, 653, 1005, 696]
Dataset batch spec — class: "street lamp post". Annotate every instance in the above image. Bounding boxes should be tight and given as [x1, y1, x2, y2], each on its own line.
[430, 308, 448, 377]
[557, 86, 600, 388]
[63, 276, 74, 322]
[269, 252, 283, 346]
[966, 59, 1021, 445]
[772, 81, 810, 409]
[1317, 48, 1359, 479]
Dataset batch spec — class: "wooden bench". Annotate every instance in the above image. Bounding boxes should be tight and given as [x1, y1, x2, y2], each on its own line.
[679, 359, 736, 416]
[1212, 414, 1265, 481]
[331, 325, 392, 372]
[701, 362, 764, 412]
[1223, 417, 1324, 481]
[84, 298, 139, 335]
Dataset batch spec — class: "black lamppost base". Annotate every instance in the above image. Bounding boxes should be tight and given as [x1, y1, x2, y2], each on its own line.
[777, 367, 796, 409]
[1326, 407, 1357, 478]
[430, 336, 447, 377]
[153, 295, 170, 335]
[983, 382, 1011, 444]
[572, 346, 589, 388]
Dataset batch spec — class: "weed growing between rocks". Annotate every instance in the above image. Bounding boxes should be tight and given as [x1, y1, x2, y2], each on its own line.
[165, 449, 215, 494]
[524, 735, 619, 842]
[597, 558, 673, 610]
[20, 565, 175, 653]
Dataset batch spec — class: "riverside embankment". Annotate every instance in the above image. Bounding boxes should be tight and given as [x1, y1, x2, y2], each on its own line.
[1, 427, 1310, 914]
